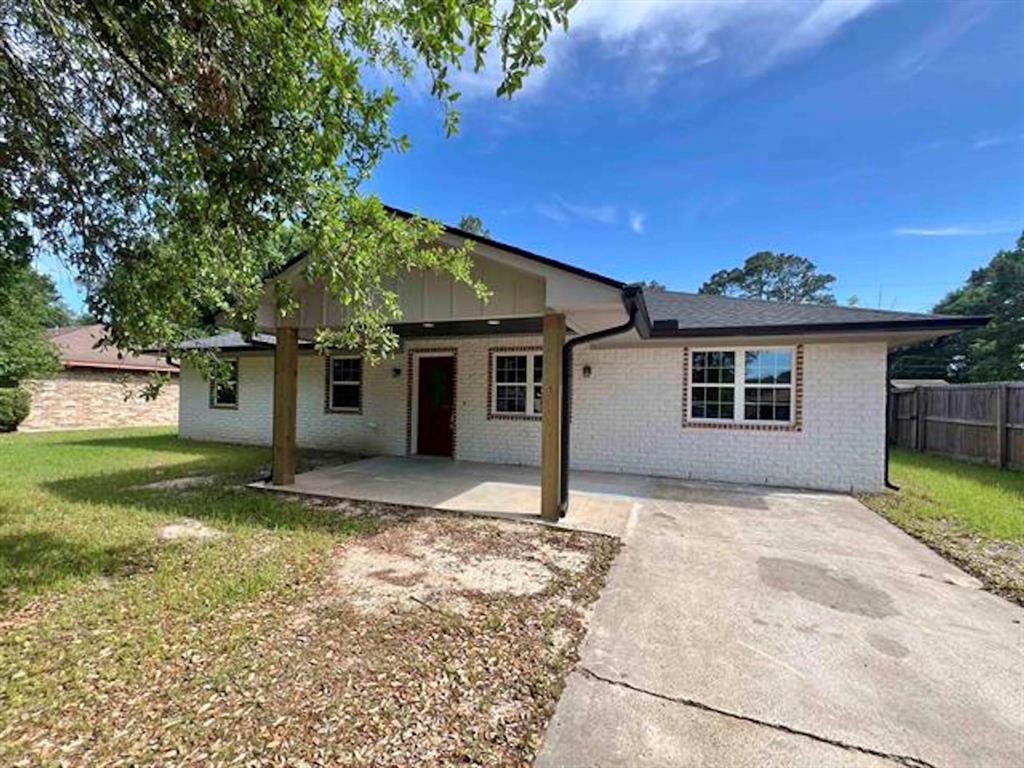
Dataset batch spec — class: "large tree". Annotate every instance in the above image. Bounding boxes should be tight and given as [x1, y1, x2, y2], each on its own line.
[890, 233, 1024, 383]
[699, 251, 837, 304]
[1, 0, 574, 362]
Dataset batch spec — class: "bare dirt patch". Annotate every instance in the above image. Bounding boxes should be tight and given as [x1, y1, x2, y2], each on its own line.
[133, 474, 218, 491]
[157, 518, 224, 542]
[326, 515, 568, 615]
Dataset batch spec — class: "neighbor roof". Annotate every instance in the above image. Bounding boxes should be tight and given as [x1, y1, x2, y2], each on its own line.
[49, 325, 179, 373]
[641, 290, 989, 337]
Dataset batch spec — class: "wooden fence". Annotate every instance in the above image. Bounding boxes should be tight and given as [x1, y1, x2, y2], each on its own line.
[888, 382, 1024, 469]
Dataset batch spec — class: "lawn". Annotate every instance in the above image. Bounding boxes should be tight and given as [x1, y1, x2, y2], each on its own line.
[0, 428, 616, 766]
[861, 449, 1024, 604]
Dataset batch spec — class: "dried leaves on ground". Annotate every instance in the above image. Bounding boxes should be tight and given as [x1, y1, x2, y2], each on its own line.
[1, 507, 619, 767]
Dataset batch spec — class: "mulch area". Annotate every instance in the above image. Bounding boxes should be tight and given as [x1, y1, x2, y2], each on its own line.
[1, 507, 620, 766]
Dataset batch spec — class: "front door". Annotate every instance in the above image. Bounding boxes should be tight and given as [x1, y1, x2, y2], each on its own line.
[417, 356, 455, 457]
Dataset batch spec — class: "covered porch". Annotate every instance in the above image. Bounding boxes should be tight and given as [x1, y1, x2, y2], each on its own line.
[253, 455, 647, 538]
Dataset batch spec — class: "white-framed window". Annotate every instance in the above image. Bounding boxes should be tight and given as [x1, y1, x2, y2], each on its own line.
[210, 359, 239, 409]
[327, 356, 362, 412]
[492, 352, 543, 416]
[689, 347, 794, 424]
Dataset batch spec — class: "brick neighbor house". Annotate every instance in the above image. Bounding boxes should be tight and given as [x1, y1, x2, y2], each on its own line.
[175, 207, 986, 511]
[21, 324, 179, 431]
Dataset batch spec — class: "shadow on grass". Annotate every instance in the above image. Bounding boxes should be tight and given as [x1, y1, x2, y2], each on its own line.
[59, 433, 269, 457]
[43, 462, 371, 539]
[0, 531, 157, 606]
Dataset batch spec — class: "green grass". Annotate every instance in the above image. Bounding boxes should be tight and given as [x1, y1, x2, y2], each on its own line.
[0, 427, 370, 757]
[872, 449, 1024, 542]
[0, 427, 364, 605]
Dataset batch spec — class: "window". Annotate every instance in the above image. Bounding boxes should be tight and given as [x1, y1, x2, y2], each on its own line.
[492, 352, 543, 416]
[210, 360, 239, 408]
[689, 348, 793, 424]
[327, 356, 362, 412]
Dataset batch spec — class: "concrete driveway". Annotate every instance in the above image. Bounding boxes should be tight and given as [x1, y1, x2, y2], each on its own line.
[536, 482, 1024, 768]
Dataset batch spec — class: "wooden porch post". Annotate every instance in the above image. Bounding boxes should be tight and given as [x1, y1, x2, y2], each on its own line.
[540, 312, 565, 521]
[272, 326, 299, 485]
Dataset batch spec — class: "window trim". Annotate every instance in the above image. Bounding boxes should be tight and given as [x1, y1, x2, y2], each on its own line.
[686, 346, 797, 427]
[209, 358, 240, 410]
[324, 354, 363, 414]
[487, 347, 544, 420]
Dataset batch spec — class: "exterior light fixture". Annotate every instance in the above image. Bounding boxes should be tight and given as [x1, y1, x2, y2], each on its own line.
[582, 364, 593, 378]
[392, 367, 402, 378]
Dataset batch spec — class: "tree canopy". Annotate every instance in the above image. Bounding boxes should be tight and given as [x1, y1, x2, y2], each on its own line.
[890, 233, 1024, 383]
[0, 254, 66, 387]
[2, 0, 575, 361]
[458, 214, 490, 237]
[698, 251, 837, 304]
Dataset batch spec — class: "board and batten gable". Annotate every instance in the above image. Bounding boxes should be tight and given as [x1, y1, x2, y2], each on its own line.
[178, 337, 887, 492]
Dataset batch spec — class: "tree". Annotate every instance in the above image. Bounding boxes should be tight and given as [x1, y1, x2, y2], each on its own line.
[2, 1, 574, 363]
[0, 258, 64, 387]
[640, 280, 666, 292]
[698, 252, 837, 304]
[458, 214, 491, 237]
[890, 233, 1024, 382]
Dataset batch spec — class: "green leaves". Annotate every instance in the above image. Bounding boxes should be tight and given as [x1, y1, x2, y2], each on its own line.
[2, 0, 570, 361]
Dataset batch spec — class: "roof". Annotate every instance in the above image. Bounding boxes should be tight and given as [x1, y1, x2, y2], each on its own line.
[270, 205, 626, 290]
[641, 290, 989, 338]
[178, 331, 302, 351]
[49, 325, 179, 373]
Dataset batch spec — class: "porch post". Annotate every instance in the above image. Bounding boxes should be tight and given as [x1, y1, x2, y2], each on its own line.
[540, 312, 565, 520]
[272, 326, 299, 485]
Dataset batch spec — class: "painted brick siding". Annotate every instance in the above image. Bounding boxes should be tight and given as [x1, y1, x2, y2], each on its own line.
[569, 341, 887, 492]
[178, 338, 886, 492]
[21, 369, 179, 431]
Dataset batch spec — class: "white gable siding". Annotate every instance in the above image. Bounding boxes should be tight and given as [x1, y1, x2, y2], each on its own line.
[178, 339, 886, 492]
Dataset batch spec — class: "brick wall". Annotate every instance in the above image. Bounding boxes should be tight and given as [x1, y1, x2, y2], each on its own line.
[178, 338, 887, 492]
[21, 369, 179, 431]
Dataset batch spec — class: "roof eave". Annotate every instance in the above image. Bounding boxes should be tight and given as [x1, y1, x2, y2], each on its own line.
[646, 315, 991, 339]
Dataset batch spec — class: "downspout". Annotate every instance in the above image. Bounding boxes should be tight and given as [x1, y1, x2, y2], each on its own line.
[558, 284, 644, 516]
[884, 353, 899, 490]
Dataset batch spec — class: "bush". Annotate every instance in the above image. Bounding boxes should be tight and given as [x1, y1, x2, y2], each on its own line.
[0, 387, 31, 431]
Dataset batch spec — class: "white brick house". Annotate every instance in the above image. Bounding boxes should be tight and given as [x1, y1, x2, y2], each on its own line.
[177, 207, 986, 508]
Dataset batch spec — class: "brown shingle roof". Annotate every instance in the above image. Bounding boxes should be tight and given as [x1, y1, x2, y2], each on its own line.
[48, 325, 178, 373]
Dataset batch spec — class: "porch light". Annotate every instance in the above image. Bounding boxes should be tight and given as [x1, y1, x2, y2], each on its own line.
[392, 367, 402, 378]
[582, 364, 592, 378]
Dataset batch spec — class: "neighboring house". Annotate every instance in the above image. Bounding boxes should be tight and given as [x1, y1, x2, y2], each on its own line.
[21, 324, 179, 431]
[177, 209, 985, 507]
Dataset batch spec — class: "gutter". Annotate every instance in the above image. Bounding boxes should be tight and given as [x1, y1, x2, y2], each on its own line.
[558, 284, 645, 516]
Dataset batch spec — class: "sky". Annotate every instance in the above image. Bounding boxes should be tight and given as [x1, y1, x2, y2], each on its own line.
[46, 0, 1024, 314]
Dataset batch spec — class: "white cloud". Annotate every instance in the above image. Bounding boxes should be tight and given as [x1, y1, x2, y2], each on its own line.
[451, 0, 884, 99]
[535, 196, 624, 226]
[629, 210, 646, 234]
[894, 225, 1015, 237]
[973, 133, 1024, 150]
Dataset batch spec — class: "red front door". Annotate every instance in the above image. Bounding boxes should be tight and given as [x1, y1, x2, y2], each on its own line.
[417, 356, 455, 457]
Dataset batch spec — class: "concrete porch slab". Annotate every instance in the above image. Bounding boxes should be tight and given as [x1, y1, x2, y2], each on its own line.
[249, 455, 652, 537]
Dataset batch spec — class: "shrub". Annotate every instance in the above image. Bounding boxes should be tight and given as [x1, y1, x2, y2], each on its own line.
[0, 387, 31, 431]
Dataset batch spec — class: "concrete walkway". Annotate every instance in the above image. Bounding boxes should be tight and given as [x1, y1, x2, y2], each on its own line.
[535, 484, 1024, 768]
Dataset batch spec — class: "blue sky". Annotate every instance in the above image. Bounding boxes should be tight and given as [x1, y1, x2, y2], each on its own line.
[48, 0, 1024, 314]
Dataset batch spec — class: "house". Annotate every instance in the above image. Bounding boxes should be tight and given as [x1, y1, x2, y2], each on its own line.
[21, 324, 179, 431]
[176, 210, 986, 515]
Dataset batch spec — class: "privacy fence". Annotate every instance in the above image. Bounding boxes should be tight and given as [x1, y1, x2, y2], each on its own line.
[888, 382, 1024, 470]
